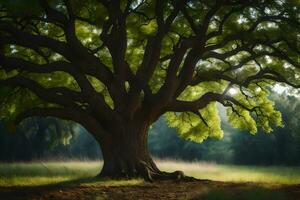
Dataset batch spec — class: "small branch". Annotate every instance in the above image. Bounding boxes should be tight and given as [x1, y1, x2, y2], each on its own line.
[192, 111, 209, 127]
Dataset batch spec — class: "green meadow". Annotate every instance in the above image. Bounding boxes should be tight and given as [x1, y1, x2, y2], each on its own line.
[157, 160, 300, 185]
[1, 160, 300, 187]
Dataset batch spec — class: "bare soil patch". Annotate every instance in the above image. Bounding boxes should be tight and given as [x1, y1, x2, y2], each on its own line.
[0, 180, 300, 200]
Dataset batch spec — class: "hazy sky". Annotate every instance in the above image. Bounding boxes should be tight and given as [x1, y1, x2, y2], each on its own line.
[273, 84, 300, 97]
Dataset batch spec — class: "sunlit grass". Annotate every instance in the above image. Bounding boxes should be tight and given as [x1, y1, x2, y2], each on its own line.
[1, 160, 300, 186]
[0, 161, 101, 177]
[0, 176, 76, 187]
[157, 160, 300, 185]
[0, 161, 101, 186]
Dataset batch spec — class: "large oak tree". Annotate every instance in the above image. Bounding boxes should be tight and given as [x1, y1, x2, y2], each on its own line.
[0, 0, 299, 181]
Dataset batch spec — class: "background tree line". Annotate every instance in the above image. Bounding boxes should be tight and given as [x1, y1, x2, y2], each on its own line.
[0, 91, 299, 165]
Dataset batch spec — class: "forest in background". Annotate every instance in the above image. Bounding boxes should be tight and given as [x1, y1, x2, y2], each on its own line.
[0, 91, 299, 166]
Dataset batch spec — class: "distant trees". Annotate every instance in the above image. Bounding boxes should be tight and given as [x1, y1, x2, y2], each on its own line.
[231, 93, 300, 165]
[150, 92, 300, 166]
[0, 117, 101, 161]
[149, 119, 234, 162]
[1, 92, 299, 165]
[0, 123, 32, 161]
[20, 117, 74, 156]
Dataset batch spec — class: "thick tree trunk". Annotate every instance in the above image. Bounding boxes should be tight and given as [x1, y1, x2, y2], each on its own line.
[96, 121, 186, 181]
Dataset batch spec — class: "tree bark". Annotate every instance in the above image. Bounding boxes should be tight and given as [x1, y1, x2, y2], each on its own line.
[96, 120, 186, 181]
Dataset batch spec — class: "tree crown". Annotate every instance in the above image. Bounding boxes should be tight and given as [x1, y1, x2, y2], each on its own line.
[0, 0, 299, 142]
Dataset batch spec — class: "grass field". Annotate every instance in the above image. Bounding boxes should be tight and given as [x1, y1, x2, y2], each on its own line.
[0, 160, 300, 187]
[157, 160, 300, 185]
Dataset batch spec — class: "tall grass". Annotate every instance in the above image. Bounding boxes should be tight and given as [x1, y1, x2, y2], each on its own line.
[0, 160, 300, 186]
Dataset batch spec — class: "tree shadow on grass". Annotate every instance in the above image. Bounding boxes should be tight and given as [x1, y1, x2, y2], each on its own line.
[54, 176, 143, 187]
[54, 176, 107, 186]
[0, 177, 112, 200]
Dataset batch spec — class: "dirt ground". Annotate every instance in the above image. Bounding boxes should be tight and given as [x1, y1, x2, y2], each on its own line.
[1, 180, 300, 200]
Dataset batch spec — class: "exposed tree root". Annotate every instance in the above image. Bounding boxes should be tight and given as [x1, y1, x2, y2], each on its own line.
[98, 160, 198, 182]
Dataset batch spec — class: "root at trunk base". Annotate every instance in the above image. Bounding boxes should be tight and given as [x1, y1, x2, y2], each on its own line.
[99, 158, 186, 182]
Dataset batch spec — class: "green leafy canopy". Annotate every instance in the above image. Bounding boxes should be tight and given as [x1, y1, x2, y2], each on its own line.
[0, 0, 299, 143]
